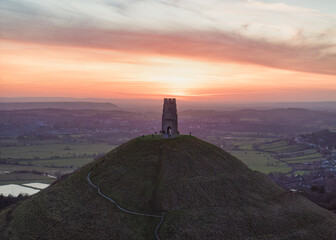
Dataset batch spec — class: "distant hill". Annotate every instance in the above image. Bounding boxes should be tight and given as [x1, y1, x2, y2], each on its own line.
[181, 108, 336, 123]
[1, 136, 336, 239]
[0, 102, 119, 110]
[2, 98, 336, 112]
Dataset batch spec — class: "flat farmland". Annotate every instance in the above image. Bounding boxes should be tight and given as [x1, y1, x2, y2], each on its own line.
[0, 143, 116, 185]
[0, 143, 114, 160]
[230, 150, 291, 174]
[260, 141, 306, 153]
[0, 173, 54, 185]
[32, 157, 94, 167]
[256, 140, 327, 174]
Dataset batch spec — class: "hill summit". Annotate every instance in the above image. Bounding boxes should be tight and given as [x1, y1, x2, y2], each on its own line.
[1, 136, 336, 239]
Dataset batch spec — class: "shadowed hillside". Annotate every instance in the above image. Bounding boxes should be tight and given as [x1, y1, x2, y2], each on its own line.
[1, 136, 336, 239]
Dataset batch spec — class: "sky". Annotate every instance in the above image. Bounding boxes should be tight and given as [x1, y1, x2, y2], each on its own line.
[0, 0, 335, 102]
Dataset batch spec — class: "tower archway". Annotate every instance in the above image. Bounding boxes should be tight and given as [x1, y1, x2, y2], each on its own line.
[167, 126, 172, 134]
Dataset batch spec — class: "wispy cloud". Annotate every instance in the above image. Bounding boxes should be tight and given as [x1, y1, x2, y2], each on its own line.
[1, 24, 335, 76]
[246, 0, 325, 16]
[0, 0, 335, 76]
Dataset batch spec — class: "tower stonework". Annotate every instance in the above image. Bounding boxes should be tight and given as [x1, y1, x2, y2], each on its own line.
[161, 98, 179, 135]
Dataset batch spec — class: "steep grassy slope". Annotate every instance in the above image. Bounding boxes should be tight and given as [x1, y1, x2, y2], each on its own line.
[1, 135, 336, 239]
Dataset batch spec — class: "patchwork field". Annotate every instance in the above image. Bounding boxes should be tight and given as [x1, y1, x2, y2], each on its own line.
[257, 140, 326, 174]
[0, 142, 116, 185]
[219, 135, 327, 175]
[0, 143, 114, 160]
[230, 150, 291, 173]
[0, 135, 325, 186]
[259, 141, 306, 153]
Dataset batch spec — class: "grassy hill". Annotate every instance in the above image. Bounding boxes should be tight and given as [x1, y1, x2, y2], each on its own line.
[1, 135, 336, 239]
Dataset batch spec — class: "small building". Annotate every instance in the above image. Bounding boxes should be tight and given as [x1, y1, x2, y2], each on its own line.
[161, 98, 179, 135]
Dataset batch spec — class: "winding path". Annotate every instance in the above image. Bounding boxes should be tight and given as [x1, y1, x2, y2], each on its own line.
[87, 171, 165, 240]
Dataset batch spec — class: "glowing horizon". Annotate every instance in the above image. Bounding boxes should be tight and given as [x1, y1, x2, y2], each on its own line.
[1, 0, 335, 102]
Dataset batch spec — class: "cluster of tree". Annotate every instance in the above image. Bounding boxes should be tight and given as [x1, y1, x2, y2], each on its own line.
[302, 185, 336, 212]
[0, 194, 29, 210]
[269, 171, 336, 213]
[13, 170, 45, 175]
[300, 129, 336, 148]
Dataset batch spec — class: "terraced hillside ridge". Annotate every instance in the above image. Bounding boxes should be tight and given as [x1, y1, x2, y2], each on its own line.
[1, 135, 336, 239]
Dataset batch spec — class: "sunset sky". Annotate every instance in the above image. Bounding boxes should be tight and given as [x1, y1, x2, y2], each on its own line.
[0, 0, 335, 102]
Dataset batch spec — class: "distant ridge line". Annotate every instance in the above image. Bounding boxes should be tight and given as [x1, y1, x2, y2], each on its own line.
[0, 102, 119, 111]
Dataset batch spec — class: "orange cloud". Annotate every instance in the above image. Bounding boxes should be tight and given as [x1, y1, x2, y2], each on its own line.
[1, 39, 336, 102]
[2, 28, 335, 76]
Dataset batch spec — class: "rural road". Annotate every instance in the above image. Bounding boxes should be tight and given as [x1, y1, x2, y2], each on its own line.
[87, 171, 165, 240]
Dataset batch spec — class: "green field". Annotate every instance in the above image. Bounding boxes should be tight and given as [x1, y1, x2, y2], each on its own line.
[204, 134, 288, 174]
[260, 141, 306, 153]
[0, 164, 62, 173]
[0, 143, 115, 168]
[216, 136, 325, 175]
[33, 157, 94, 167]
[230, 150, 291, 174]
[0, 173, 54, 185]
[0, 142, 116, 185]
[0, 143, 114, 160]
[255, 140, 326, 174]
[284, 152, 325, 163]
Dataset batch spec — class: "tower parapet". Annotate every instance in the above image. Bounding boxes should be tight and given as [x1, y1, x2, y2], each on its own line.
[161, 98, 178, 135]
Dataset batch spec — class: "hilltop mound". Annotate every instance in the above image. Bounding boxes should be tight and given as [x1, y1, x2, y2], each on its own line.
[1, 136, 336, 239]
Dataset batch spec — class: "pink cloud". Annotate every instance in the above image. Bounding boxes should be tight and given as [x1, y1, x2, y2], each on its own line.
[1, 22, 335, 76]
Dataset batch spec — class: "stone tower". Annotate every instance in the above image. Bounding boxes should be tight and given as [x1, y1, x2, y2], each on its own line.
[161, 98, 179, 135]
